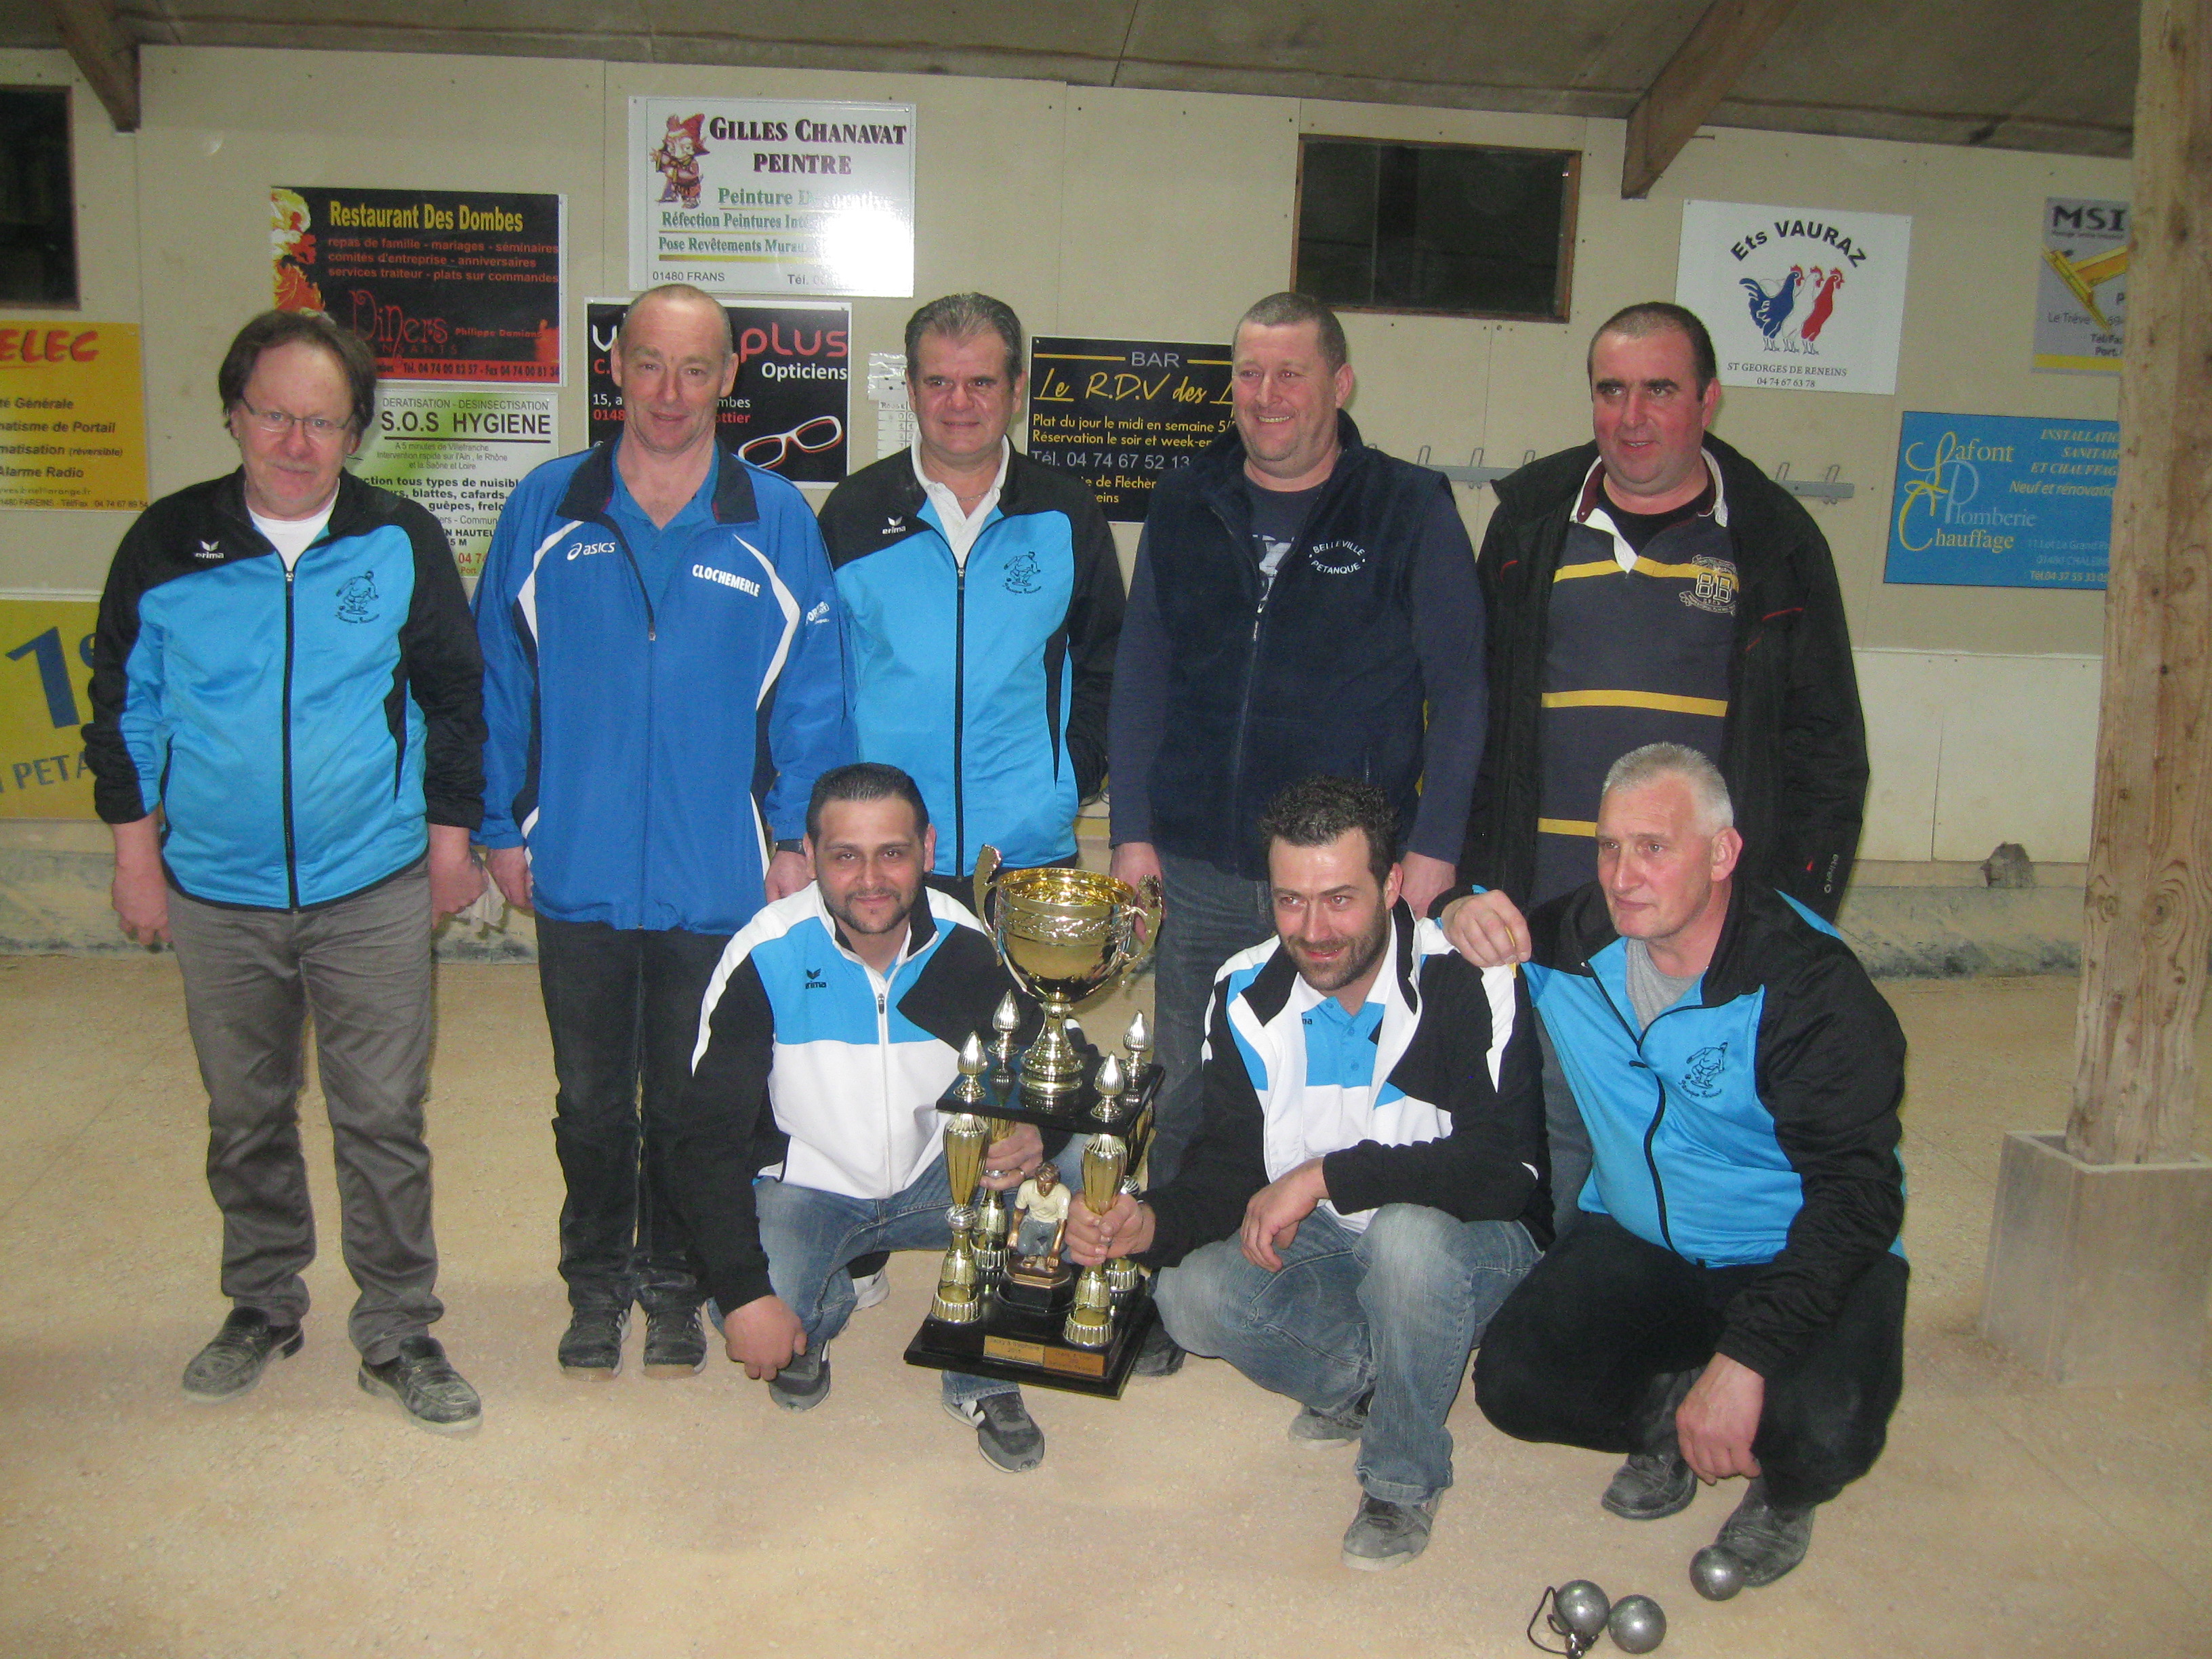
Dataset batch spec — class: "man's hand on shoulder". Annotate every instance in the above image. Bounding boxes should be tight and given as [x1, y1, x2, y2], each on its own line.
[1439, 889, 1532, 968]
[1065, 1191, 1153, 1267]
[1399, 851, 1456, 920]
[1240, 1158, 1328, 1271]
[1677, 1353, 1765, 1483]
[722, 1294, 808, 1380]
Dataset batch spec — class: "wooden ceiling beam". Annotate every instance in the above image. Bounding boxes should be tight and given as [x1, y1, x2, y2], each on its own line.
[48, 0, 140, 132]
[1620, 0, 1802, 199]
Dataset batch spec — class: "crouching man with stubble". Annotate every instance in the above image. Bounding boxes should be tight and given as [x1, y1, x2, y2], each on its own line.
[665, 763, 1059, 1473]
[1066, 777, 1547, 1570]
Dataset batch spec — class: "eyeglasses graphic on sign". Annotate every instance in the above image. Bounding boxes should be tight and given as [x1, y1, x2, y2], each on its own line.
[737, 414, 843, 471]
[237, 398, 350, 442]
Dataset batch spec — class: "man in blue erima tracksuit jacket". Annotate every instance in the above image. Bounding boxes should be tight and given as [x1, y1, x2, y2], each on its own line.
[817, 293, 1122, 882]
[1459, 743, 1907, 1595]
[475, 285, 849, 1380]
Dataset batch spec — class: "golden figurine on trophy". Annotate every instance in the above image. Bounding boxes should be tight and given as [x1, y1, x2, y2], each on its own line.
[905, 852, 1166, 1394]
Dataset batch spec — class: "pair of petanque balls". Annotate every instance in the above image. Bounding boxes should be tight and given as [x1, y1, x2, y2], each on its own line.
[1551, 1581, 1667, 1654]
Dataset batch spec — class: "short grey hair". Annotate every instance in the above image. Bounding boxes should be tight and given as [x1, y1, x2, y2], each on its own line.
[1601, 743, 1734, 834]
[904, 292, 1023, 382]
[1235, 291, 1347, 374]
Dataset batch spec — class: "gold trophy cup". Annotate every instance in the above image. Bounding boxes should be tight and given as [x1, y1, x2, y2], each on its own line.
[972, 846, 1163, 1105]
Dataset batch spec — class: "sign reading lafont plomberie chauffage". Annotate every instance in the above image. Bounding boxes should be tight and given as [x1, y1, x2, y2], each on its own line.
[628, 99, 915, 298]
[1883, 411, 2117, 590]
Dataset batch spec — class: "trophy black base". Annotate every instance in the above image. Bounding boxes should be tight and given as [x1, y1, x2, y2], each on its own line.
[904, 1285, 1159, 1399]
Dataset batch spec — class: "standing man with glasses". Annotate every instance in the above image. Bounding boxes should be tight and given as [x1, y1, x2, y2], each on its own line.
[84, 309, 488, 1433]
[475, 283, 849, 1382]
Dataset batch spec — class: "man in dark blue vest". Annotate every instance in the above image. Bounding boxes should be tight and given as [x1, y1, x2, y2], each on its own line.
[1107, 295, 1487, 1381]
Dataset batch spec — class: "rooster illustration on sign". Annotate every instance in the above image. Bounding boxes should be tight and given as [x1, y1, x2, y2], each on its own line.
[1739, 262, 1845, 354]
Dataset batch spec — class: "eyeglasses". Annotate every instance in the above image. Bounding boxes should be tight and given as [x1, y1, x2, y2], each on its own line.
[236, 398, 352, 441]
[737, 415, 844, 470]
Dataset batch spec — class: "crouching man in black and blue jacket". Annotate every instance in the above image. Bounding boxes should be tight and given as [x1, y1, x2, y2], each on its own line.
[665, 763, 1060, 1473]
[1446, 743, 1907, 1594]
[1066, 777, 1549, 1572]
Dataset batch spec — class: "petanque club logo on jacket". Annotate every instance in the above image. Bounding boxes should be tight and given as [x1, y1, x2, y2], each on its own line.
[335, 572, 379, 623]
[1307, 539, 1368, 575]
[1003, 550, 1042, 594]
[1680, 1044, 1729, 1099]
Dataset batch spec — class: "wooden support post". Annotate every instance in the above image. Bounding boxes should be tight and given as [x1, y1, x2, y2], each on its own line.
[1620, 0, 1802, 200]
[1983, 0, 2212, 1386]
[47, 0, 140, 134]
[2068, 0, 2212, 1168]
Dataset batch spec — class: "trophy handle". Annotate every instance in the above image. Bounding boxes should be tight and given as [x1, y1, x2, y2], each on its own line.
[1110, 873, 1164, 981]
[972, 844, 1003, 935]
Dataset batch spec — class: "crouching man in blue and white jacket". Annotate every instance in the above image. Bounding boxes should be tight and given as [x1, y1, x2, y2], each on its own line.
[1065, 777, 1549, 1571]
[665, 762, 1057, 1473]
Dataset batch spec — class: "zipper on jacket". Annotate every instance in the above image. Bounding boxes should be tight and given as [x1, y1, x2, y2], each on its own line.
[1216, 495, 1282, 841]
[280, 566, 301, 908]
[952, 558, 968, 876]
[1591, 975, 1687, 1255]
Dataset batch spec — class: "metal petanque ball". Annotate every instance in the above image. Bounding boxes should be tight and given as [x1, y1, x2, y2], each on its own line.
[1607, 1594, 1667, 1654]
[1553, 1580, 1612, 1643]
[1689, 1544, 1745, 1601]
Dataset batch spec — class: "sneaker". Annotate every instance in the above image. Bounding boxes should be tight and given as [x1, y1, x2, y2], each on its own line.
[851, 1268, 890, 1311]
[945, 1391, 1046, 1473]
[642, 1306, 706, 1376]
[1288, 1389, 1372, 1449]
[357, 1336, 482, 1436]
[1710, 1477, 1816, 1586]
[557, 1305, 628, 1378]
[180, 1308, 302, 1403]
[1601, 1448, 1697, 1520]
[766, 1347, 831, 1412]
[1131, 1320, 1186, 1378]
[1340, 1494, 1438, 1571]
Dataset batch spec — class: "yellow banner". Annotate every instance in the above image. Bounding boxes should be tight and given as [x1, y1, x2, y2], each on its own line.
[0, 323, 149, 511]
[0, 596, 100, 819]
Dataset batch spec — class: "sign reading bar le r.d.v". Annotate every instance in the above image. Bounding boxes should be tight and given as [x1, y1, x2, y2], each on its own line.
[627, 98, 915, 297]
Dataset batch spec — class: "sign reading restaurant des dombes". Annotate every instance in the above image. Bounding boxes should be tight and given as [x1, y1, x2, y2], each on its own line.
[628, 97, 916, 299]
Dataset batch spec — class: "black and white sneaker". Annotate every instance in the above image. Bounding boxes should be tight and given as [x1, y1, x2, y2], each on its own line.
[945, 1391, 1046, 1473]
[557, 1305, 628, 1378]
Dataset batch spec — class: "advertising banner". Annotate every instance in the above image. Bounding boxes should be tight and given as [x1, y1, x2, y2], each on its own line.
[1884, 411, 2116, 590]
[2033, 197, 2129, 374]
[626, 98, 915, 298]
[0, 323, 147, 512]
[587, 299, 848, 485]
[1675, 201, 1911, 394]
[1026, 337, 1235, 522]
[0, 594, 99, 819]
[272, 186, 564, 383]
[352, 387, 558, 580]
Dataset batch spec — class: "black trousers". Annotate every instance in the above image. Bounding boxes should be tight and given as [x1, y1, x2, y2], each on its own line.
[1474, 1212, 1908, 1509]
[535, 916, 731, 1313]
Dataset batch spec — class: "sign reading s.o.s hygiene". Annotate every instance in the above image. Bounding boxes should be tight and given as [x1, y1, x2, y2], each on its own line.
[0, 594, 99, 819]
[352, 388, 558, 580]
[587, 300, 848, 485]
[627, 98, 914, 298]
[1026, 337, 1235, 523]
[1675, 201, 1911, 395]
[0, 323, 148, 512]
[1884, 412, 2116, 590]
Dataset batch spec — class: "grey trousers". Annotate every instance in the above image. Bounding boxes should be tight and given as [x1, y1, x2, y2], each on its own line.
[167, 863, 443, 1365]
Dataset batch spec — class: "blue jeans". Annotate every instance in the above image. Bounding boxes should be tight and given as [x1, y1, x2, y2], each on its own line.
[1154, 1204, 1540, 1504]
[753, 1152, 1017, 1409]
[1150, 852, 1275, 1188]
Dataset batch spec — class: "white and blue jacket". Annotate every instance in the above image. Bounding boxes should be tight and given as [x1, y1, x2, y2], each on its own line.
[1525, 879, 1906, 1376]
[84, 470, 484, 909]
[817, 447, 1123, 877]
[1138, 904, 1549, 1268]
[473, 442, 850, 935]
[668, 886, 1026, 1314]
